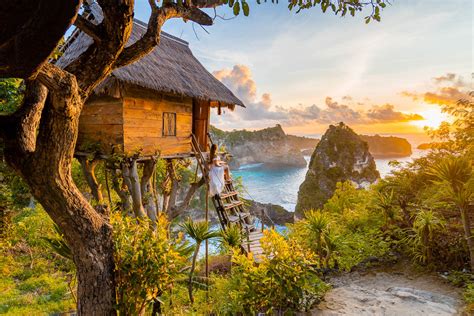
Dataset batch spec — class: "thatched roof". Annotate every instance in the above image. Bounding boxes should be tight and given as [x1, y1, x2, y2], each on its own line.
[57, 4, 244, 107]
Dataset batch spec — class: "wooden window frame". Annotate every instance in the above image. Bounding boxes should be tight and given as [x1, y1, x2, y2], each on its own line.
[162, 112, 177, 137]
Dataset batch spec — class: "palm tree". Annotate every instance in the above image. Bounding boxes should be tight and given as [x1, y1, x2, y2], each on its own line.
[220, 223, 243, 251]
[322, 229, 338, 268]
[374, 190, 396, 228]
[428, 156, 474, 270]
[180, 218, 220, 304]
[304, 209, 329, 263]
[412, 210, 445, 264]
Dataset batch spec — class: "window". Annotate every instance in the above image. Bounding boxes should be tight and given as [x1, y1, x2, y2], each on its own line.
[162, 112, 176, 136]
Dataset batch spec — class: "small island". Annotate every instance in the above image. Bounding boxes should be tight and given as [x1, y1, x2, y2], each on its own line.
[360, 134, 412, 158]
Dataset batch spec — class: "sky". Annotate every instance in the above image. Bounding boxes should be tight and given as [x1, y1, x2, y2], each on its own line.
[134, 0, 473, 135]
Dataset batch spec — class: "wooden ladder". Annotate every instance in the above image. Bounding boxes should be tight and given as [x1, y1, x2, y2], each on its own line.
[191, 134, 265, 261]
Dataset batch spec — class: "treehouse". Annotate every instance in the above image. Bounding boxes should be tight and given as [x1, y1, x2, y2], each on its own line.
[57, 3, 266, 260]
[58, 19, 244, 158]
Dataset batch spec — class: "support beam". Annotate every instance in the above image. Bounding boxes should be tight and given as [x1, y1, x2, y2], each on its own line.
[122, 158, 147, 218]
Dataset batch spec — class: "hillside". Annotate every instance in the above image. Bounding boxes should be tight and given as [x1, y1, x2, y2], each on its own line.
[295, 123, 380, 217]
[360, 135, 412, 158]
[209, 125, 316, 169]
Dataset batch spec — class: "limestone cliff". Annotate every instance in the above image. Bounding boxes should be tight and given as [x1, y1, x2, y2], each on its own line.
[295, 123, 380, 217]
[210, 125, 312, 169]
[360, 135, 412, 158]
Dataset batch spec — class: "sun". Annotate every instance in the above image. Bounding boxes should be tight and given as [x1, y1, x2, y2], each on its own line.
[409, 108, 449, 129]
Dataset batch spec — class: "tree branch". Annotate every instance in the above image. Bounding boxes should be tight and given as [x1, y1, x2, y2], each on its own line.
[114, 2, 212, 68]
[13, 81, 48, 153]
[65, 0, 135, 95]
[36, 63, 76, 93]
[74, 14, 103, 43]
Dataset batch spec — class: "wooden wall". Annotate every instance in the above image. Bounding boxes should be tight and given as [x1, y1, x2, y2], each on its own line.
[78, 96, 124, 154]
[78, 88, 211, 157]
[122, 94, 193, 156]
[193, 99, 210, 151]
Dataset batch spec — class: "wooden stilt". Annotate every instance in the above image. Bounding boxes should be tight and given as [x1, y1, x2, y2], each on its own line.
[152, 168, 160, 214]
[104, 161, 113, 209]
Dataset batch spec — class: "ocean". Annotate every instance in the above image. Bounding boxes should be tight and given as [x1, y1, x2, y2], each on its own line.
[232, 134, 430, 212]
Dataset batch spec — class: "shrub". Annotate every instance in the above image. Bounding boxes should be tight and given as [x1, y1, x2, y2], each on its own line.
[208, 230, 329, 314]
[112, 212, 187, 315]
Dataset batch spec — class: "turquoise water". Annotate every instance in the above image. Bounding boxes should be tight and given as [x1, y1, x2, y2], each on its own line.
[232, 135, 428, 212]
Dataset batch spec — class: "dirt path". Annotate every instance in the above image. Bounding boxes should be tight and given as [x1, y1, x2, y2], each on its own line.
[312, 263, 464, 316]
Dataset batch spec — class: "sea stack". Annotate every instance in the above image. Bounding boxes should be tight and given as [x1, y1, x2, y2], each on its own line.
[295, 122, 380, 218]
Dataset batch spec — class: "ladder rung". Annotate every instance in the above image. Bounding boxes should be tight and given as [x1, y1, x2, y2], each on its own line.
[223, 201, 243, 210]
[227, 212, 249, 222]
[242, 223, 255, 231]
[220, 191, 238, 199]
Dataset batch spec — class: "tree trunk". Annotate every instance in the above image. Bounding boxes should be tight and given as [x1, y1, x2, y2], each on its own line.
[188, 241, 200, 304]
[167, 177, 205, 220]
[460, 205, 474, 271]
[122, 158, 146, 218]
[78, 156, 104, 204]
[4, 81, 117, 315]
[111, 168, 132, 214]
[141, 159, 158, 222]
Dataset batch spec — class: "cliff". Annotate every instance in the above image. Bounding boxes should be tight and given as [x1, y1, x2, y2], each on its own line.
[360, 135, 412, 158]
[209, 125, 314, 169]
[417, 142, 444, 150]
[295, 123, 380, 217]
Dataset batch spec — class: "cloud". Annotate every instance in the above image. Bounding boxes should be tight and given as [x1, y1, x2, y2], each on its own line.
[213, 64, 424, 127]
[213, 65, 288, 121]
[402, 73, 470, 106]
[367, 104, 424, 122]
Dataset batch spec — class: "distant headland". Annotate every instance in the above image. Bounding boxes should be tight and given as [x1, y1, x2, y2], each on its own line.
[210, 124, 413, 169]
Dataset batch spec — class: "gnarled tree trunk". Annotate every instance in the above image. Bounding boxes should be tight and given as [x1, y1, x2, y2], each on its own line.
[0, 1, 215, 313]
[3, 76, 116, 315]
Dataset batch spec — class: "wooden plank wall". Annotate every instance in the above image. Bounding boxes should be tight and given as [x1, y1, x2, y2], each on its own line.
[77, 96, 124, 154]
[123, 94, 193, 156]
[193, 99, 210, 151]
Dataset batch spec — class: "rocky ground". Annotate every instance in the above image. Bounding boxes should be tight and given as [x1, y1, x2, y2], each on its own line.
[312, 263, 464, 316]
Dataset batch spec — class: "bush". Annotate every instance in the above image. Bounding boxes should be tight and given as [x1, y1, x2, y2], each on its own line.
[112, 212, 188, 315]
[206, 230, 329, 314]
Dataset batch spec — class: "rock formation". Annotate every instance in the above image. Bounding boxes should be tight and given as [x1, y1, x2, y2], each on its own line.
[360, 135, 412, 158]
[295, 123, 379, 217]
[246, 199, 294, 225]
[210, 125, 314, 169]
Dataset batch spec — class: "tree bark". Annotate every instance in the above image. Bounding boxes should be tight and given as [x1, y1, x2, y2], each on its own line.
[167, 177, 205, 220]
[3, 78, 117, 315]
[122, 158, 147, 218]
[111, 168, 132, 214]
[141, 159, 158, 222]
[78, 156, 104, 204]
[0, 1, 218, 313]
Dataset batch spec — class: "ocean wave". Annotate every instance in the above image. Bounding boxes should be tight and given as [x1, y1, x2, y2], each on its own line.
[238, 163, 265, 170]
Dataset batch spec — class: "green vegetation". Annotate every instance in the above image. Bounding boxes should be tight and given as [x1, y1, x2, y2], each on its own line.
[0, 207, 75, 315]
[0, 81, 471, 313]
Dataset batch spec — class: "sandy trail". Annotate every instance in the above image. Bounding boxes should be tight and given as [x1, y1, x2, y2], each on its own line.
[312, 264, 464, 316]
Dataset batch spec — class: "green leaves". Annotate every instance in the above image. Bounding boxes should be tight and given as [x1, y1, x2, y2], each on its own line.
[180, 218, 220, 244]
[112, 213, 187, 314]
[286, 0, 388, 23]
[242, 1, 250, 16]
[233, 2, 240, 16]
[229, 0, 249, 16]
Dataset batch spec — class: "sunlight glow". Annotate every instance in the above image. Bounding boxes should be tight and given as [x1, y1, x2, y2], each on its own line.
[409, 108, 449, 129]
